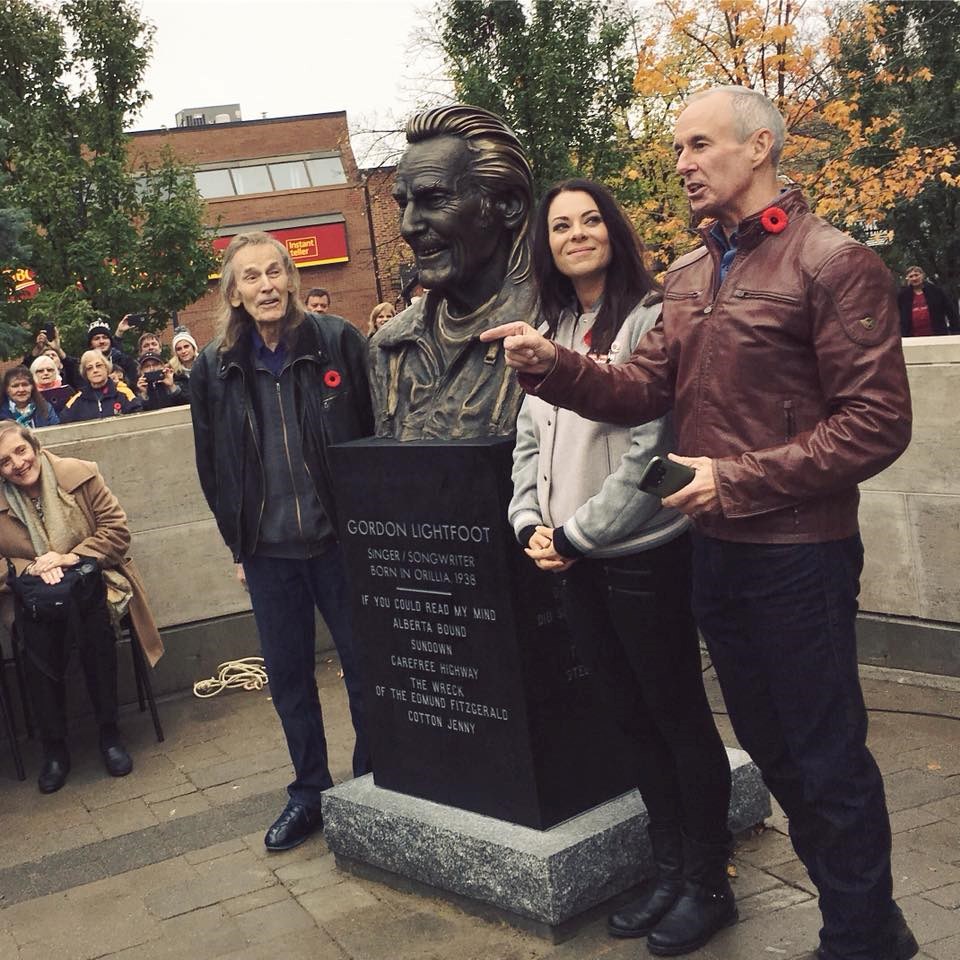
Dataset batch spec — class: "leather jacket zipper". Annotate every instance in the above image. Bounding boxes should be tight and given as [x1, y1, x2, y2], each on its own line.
[735, 289, 799, 305]
[292, 356, 336, 527]
[783, 400, 796, 441]
[276, 380, 305, 540]
[783, 400, 800, 526]
[241, 378, 264, 543]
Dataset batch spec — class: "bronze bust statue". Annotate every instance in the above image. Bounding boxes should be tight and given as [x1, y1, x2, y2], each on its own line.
[370, 104, 536, 440]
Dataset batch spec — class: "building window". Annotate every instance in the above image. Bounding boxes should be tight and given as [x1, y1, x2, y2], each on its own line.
[269, 161, 311, 191]
[192, 153, 348, 199]
[306, 156, 347, 186]
[195, 169, 235, 198]
[231, 164, 272, 195]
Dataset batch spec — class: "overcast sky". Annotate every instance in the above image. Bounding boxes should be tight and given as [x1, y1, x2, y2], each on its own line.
[133, 0, 448, 165]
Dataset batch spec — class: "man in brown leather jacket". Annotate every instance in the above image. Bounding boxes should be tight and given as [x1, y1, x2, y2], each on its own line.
[482, 87, 915, 960]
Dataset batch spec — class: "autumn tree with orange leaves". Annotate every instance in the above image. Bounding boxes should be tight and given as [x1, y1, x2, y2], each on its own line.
[622, 0, 958, 272]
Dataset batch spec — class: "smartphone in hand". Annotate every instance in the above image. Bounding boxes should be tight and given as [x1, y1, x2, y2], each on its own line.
[638, 456, 696, 497]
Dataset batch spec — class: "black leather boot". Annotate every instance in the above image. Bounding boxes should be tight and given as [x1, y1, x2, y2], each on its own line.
[608, 824, 683, 938]
[646, 833, 738, 956]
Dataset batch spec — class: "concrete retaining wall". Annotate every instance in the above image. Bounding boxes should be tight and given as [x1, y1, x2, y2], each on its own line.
[7, 335, 960, 696]
[39, 407, 247, 631]
[858, 336, 960, 674]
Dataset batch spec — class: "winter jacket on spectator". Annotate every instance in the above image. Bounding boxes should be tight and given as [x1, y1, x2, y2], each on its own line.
[0, 399, 60, 428]
[897, 280, 959, 336]
[59, 380, 142, 423]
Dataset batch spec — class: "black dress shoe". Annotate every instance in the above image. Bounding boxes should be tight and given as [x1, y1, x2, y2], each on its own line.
[38, 747, 71, 794]
[100, 740, 133, 777]
[814, 905, 918, 960]
[264, 801, 323, 851]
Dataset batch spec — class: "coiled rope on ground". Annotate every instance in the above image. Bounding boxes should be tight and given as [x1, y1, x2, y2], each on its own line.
[193, 656, 269, 698]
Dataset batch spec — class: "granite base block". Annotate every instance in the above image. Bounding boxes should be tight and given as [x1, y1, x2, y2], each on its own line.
[322, 748, 770, 930]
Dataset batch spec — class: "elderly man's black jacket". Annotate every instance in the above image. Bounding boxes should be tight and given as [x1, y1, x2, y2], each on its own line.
[190, 312, 373, 560]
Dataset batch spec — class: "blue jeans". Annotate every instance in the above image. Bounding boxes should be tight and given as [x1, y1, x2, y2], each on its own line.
[243, 546, 369, 808]
[691, 534, 895, 960]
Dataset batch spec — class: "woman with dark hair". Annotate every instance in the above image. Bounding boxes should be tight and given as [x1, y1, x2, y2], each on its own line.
[1, 365, 59, 428]
[0, 422, 162, 793]
[509, 179, 734, 956]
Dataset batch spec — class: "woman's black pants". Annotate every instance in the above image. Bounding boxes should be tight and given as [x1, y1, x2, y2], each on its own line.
[560, 532, 731, 841]
[15, 578, 119, 742]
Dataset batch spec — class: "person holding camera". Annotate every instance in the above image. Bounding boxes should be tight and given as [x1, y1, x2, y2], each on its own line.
[136, 353, 188, 411]
[60, 351, 142, 423]
[0, 422, 163, 793]
[86, 318, 139, 387]
[115, 316, 168, 364]
[23, 324, 82, 390]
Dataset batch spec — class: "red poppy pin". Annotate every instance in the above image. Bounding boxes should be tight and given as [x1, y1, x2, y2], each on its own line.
[113, 402, 122, 413]
[324, 369, 342, 388]
[760, 206, 788, 234]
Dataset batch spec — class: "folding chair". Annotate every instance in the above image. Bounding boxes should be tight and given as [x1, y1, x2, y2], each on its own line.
[119, 613, 164, 743]
[0, 630, 27, 780]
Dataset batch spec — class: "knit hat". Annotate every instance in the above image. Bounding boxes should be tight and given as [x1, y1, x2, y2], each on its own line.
[172, 329, 198, 354]
[87, 317, 112, 346]
[138, 352, 163, 369]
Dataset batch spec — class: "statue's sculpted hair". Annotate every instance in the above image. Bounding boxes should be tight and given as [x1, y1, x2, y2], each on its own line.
[406, 104, 534, 282]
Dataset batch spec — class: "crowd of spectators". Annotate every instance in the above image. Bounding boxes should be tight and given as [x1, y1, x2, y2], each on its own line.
[8, 262, 955, 436]
[14, 316, 197, 427]
[13, 287, 390, 433]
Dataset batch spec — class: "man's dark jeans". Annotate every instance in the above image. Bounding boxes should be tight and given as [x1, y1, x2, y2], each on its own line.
[243, 546, 370, 809]
[691, 533, 895, 960]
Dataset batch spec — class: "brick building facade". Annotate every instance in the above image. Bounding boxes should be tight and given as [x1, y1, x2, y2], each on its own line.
[132, 111, 393, 346]
[361, 164, 408, 310]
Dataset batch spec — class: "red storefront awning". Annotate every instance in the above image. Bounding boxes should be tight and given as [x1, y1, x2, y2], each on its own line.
[211, 222, 348, 279]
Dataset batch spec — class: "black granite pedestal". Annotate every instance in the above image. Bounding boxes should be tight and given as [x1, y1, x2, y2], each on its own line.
[325, 435, 770, 933]
[329, 435, 634, 830]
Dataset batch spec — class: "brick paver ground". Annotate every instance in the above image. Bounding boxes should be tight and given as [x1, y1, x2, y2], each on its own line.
[3, 655, 960, 959]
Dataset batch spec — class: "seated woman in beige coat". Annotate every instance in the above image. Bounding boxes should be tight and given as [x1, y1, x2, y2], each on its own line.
[0, 422, 162, 794]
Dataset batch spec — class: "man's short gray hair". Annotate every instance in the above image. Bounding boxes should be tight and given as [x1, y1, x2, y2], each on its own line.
[690, 86, 787, 168]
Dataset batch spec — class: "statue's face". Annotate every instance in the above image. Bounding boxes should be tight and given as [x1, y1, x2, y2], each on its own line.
[393, 136, 505, 296]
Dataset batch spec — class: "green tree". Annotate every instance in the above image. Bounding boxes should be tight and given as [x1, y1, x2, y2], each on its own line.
[434, 0, 638, 195]
[619, 0, 955, 268]
[0, 0, 216, 359]
[0, 118, 32, 355]
[836, 0, 960, 297]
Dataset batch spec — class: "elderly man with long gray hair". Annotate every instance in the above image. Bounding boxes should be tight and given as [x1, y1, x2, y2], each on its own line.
[189, 231, 373, 851]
